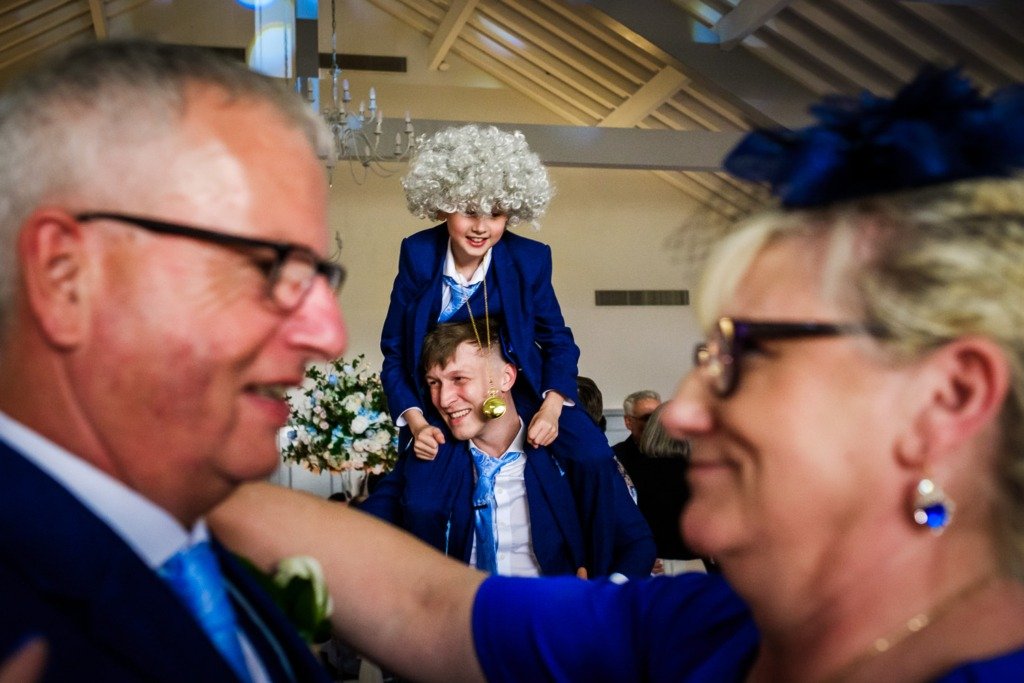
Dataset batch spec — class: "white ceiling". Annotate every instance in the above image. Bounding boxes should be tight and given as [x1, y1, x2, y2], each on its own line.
[2, 0, 1022, 218]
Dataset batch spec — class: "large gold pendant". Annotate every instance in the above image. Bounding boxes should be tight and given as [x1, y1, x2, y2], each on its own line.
[482, 394, 507, 420]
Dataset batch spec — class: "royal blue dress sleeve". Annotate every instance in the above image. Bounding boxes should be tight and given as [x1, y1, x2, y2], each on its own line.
[472, 573, 758, 683]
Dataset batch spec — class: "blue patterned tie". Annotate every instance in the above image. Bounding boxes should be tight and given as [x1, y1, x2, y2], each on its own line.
[438, 275, 481, 322]
[159, 541, 252, 682]
[469, 446, 522, 573]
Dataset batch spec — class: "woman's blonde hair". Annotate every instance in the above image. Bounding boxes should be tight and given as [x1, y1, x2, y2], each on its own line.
[698, 175, 1024, 577]
[639, 404, 689, 459]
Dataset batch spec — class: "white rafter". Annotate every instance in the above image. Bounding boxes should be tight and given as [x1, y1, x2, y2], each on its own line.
[427, 0, 479, 70]
[599, 66, 689, 128]
[714, 0, 794, 50]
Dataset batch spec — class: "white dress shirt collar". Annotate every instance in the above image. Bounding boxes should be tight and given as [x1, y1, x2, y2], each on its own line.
[0, 410, 201, 569]
[444, 238, 492, 285]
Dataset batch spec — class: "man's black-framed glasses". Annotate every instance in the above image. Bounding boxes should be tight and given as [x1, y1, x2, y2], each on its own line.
[693, 317, 884, 398]
[76, 212, 345, 311]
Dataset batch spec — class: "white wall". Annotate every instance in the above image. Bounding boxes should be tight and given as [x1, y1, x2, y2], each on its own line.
[114, 0, 708, 410]
[312, 1, 706, 411]
[327, 163, 702, 412]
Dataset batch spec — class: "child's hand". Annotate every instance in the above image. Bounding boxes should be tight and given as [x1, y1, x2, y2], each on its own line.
[413, 424, 445, 460]
[527, 403, 561, 448]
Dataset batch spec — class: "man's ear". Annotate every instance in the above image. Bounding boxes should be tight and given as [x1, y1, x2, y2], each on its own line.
[17, 209, 90, 349]
[895, 337, 1010, 467]
[498, 361, 516, 393]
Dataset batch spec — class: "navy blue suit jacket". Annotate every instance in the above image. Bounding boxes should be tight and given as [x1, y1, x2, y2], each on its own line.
[380, 224, 581, 423]
[0, 439, 330, 682]
[358, 440, 655, 578]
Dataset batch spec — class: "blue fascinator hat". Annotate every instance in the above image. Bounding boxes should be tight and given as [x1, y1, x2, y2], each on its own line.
[724, 65, 1024, 208]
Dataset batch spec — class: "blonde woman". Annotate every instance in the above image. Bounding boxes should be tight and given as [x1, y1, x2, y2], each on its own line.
[215, 66, 1024, 681]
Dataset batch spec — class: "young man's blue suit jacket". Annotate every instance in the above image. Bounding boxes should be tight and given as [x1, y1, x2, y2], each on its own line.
[358, 439, 656, 578]
[0, 439, 331, 683]
[380, 224, 581, 423]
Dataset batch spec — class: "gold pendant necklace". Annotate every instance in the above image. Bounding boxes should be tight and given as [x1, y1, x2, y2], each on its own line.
[824, 573, 996, 682]
[465, 274, 507, 420]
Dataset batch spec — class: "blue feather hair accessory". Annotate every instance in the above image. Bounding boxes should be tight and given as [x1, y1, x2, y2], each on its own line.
[724, 65, 1024, 208]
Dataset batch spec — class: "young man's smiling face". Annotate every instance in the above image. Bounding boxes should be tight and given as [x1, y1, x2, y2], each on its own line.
[425, 341, 513, 445]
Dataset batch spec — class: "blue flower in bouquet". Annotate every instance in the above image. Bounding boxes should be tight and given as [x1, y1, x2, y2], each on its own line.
[280, 354, 399, 475]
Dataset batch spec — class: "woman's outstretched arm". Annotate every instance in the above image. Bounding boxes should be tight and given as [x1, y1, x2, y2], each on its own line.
[209, 482, 486, 683]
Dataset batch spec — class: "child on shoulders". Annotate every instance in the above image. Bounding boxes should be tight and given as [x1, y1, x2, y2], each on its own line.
[380, 124, 611, 464]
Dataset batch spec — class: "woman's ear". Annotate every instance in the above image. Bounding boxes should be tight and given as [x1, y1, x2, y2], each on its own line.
[895, 337, 1010, 467]
[17, 210, 90, 349]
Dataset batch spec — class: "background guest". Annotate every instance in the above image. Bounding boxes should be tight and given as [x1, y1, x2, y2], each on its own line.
[578, 375, 637, 503]
[632, 403, 701, 574]
[576, 376, 607, 433]
[612, 389, 661, 478]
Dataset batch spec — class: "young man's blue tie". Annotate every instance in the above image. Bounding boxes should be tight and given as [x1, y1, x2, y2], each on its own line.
[159, 541, 252, 682]
[469, 446, 522, 573]
[438, 276, 481, 322]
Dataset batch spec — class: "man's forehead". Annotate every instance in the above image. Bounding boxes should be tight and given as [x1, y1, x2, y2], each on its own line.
[635, 398, 660, 413]
[153, 87, 328, 248]
[426, 343, 487, 376]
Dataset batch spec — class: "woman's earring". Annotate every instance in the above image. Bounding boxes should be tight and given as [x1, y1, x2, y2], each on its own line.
[912, 477, 955, 533]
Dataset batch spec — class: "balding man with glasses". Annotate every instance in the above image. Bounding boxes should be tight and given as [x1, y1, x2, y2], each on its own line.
[0, 41, 345, 681]
[612, 389, 662, 481]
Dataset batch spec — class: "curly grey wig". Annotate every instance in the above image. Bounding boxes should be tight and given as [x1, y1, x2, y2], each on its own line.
[401, 124, 554, 227]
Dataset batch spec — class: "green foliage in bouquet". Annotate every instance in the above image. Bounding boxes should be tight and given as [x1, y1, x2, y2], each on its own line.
[282, 354, 399, 475]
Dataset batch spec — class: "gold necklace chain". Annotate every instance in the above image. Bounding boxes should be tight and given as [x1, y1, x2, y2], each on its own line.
[464, 275, 490, 354]
[463, 274, 507, 419]
[824, 574, 996, 682]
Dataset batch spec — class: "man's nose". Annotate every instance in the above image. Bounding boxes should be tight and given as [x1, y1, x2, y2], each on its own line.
[287, 278, 347, 360]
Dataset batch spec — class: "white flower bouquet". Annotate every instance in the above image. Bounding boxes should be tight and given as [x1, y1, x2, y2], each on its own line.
[282, 354, 399, 475]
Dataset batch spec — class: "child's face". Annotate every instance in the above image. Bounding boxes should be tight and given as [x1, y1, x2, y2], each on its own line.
[444, 211, 509, 267]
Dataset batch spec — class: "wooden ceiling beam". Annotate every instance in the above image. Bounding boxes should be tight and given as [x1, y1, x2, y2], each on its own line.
[599, 66, 688, 127]
[389, 117, 743, 171]
[427, 0, 478, 70]
[88, 0, 108, 39]
[714, 0, 794, 50]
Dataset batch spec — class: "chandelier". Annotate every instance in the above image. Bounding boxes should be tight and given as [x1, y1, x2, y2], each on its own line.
[317, 0, 417, 184]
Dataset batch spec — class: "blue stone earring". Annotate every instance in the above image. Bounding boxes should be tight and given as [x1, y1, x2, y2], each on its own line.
[912, 477, 954, 533]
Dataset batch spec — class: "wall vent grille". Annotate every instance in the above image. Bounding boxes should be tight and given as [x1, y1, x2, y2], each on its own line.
[594, 290, 689, 306]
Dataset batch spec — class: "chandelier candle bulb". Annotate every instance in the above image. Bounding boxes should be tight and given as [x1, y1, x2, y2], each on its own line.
[320, 0, 416, 180]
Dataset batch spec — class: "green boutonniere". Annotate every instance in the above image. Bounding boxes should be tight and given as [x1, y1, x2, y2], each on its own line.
[237, 554, 334, 644]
